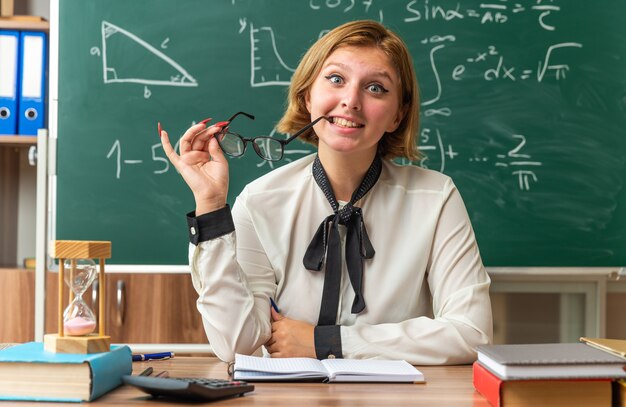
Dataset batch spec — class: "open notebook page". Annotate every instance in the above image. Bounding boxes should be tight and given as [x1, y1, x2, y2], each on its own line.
[321, 359, 425, 383]
[234, 354, 327, 379]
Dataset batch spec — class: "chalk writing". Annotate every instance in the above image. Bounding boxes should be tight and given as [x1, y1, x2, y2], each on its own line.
[106, 138, 179, 179]
[93, 20, 198, 97]
[403, 0, 560, 30]
[495, 134, 543, 190]
[99, 0, 582, 196]
[247, 22, 295, 87]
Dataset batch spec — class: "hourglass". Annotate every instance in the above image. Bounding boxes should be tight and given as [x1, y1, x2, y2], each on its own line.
[44, 240, 111, 354]
[63, 258, 98, 336]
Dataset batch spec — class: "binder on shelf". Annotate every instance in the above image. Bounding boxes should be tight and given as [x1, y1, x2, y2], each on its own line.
[0, 30, 20, 135]
[17, 31, 46, 136]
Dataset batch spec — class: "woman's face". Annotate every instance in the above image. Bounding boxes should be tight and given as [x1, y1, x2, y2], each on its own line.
[306, 45, 403, 158]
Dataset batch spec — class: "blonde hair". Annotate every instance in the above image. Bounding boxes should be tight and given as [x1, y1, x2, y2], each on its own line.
[276, 20, 420, 160]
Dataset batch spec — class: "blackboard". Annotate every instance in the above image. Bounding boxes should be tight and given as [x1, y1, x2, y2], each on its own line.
[55, 0, 626, 266]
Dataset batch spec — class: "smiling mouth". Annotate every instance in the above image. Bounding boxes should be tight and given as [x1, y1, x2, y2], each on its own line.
[329, 117, 364, 128]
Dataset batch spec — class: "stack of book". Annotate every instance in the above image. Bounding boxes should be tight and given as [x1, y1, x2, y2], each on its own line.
[473, 339, 626, 407]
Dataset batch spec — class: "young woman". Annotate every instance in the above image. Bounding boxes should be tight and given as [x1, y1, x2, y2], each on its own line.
[160, 20, 492, 364]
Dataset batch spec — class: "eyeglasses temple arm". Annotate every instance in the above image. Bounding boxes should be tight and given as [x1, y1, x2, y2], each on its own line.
[225, 111, 255, 123]
[284, 116, 329, 143]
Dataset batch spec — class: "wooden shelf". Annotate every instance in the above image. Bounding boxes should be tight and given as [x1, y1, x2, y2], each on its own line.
[0, 18, 49, 31]
[0, 267, 31, 273]
[0, 136, 37, 147]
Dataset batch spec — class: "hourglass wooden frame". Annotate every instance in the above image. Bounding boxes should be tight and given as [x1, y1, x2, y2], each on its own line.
[44, 240, 111, 354]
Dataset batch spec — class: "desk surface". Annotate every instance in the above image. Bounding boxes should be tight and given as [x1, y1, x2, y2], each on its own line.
[3, 357, 489, 406]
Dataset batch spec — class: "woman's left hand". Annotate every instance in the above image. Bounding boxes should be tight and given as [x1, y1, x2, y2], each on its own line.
[265, 308, 316, 358]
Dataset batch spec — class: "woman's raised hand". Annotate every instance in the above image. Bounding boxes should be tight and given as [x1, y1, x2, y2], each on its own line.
[159, 120, 229, 215]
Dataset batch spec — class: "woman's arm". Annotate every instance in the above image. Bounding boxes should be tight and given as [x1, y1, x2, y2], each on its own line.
[161, 121, 276, 362]
[188, 193, 277, 362]
[341, 180, 493, 365]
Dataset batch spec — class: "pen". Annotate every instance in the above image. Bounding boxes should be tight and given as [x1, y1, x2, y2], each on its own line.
[155, 370, 169, 378]
[269, 297, 280, 313]
[132, 352, 175, 362]
[138, 367, 153, 376]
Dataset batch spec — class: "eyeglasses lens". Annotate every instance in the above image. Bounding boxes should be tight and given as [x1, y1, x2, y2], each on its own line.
[217, 132, 245, 156]
[253, 138, 283, 161]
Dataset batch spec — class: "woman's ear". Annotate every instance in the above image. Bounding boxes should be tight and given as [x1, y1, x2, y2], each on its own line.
[386, 105, 406, 133]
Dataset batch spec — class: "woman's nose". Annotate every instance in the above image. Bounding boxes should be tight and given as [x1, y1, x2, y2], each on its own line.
[340, 85, 361, 111]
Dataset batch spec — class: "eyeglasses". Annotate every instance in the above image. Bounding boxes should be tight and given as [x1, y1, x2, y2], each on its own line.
[215, 112, 328, 161]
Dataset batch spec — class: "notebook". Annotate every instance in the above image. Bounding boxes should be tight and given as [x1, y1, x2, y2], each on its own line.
[233, 353, 425, 383]
[477, 343, 626, 380]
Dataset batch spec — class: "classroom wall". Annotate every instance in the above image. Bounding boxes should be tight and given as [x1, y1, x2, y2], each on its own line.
[14, 0, 49, 19]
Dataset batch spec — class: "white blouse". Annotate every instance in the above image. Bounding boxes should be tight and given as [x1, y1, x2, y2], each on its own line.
[189, 154, 493, 364]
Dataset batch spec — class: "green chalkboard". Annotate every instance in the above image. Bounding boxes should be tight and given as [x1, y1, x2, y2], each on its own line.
[56, 0, 626, 266]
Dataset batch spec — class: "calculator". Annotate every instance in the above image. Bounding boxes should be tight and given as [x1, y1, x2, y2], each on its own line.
[122, 375, 255, 401]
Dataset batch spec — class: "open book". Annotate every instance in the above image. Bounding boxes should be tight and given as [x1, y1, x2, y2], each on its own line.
[233, 354, 425, 383]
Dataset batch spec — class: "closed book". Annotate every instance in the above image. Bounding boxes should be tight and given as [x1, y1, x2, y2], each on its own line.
[473, 361, 612, 407]
[0, 341, 132, 402]
[233, 353, 425, 383]
[477, 343, 626, 380]
[615, 380, 626, 407]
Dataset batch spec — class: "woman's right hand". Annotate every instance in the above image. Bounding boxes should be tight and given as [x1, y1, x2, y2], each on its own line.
[160, 120, 229, 215]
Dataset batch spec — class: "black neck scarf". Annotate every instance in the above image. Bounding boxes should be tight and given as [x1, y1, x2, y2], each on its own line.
[303, 154, 382, 326]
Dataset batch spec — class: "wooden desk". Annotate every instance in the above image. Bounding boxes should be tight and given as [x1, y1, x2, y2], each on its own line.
[1, 357, 489, 406]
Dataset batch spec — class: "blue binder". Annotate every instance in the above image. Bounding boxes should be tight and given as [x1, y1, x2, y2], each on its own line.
[18, 31, 47, 135]
[0, 30, 20, 135]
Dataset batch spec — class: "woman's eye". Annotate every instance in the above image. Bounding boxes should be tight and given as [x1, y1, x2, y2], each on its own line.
[325, 74, 343, 85]
[367, 83, 388, 94]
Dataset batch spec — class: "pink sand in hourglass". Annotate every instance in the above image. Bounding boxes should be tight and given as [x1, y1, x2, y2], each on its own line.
[64, 317, 96, 336]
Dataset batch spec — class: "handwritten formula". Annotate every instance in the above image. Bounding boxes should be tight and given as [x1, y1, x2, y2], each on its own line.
[96, 0, 581, 195]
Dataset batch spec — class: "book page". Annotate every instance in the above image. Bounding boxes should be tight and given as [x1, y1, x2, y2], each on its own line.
[234, 354, 326, 375]
[321, 359, 425, 382]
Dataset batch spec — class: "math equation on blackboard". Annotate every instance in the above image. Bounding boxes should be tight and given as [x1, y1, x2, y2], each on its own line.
[100, 0, 579, 193]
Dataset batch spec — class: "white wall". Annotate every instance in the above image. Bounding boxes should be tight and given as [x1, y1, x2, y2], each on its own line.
[14, 0, 50, 19]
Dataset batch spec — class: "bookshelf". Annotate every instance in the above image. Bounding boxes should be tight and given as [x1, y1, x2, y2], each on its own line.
[0, 16, 48, 342]
[0, 136, 37, 146]
[0, 17, 48, 267]
[0, 18, 48, 31]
